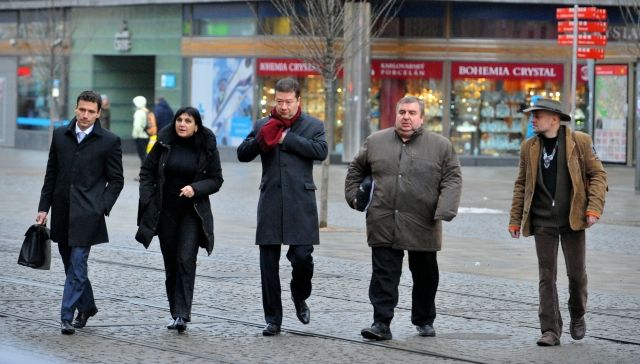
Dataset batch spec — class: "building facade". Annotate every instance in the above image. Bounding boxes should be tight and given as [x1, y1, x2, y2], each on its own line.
[0, 0, 638, 165]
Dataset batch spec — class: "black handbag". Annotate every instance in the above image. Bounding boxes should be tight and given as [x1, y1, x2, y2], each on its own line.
[355, 175, 374, 212]
[18, 224, 51, 270]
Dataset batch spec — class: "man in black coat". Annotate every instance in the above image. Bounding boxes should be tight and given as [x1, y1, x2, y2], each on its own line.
[36, 91, 124, 335]
[237, 78, 327, 336]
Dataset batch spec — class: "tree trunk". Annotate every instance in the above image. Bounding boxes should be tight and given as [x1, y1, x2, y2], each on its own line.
[319, 76, 336, 228]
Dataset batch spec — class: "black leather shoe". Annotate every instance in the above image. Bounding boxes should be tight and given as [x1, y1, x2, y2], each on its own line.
[262, 323, 281, 336]
[61, 320, 75, 335]
[73, 307, 98, 329]
[361, 322, 392, 341]
[570, 317, 586, 340]
[416, 324, 436, 337]
[174, 317, 187, 333]
[293, 299, 310, 324]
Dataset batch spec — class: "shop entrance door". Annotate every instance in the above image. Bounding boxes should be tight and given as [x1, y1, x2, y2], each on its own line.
[0, 57, 17, 147]
[93, 56, 155, 138]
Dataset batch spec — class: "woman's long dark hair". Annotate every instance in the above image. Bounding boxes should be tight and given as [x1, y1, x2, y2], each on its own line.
[170, 106, 208, 149]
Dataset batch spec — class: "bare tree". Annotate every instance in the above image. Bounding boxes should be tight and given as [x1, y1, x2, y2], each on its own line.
[263, 0, 401, 227]
[618, 1, 640, 56]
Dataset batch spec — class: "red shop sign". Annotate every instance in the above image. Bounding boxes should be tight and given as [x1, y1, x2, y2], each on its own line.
[452, 62, 563, 81]
[371, 60, 443, 79]
[556, 7, 607, 21]
[596, 65, 627, 76]
[257, 58, 320, 76]
[557, 21, 607, 33]
[557, 34, 607, 46]
[577, 48, 605, 60]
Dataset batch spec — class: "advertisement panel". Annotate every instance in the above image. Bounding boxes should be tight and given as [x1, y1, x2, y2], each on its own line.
[191, 58, 254, 147]
[594, 65, 627, 163]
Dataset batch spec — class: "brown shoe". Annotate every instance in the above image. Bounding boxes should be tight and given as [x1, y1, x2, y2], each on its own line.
[536, 332, 560, 346]
[570, 317, 586, 340]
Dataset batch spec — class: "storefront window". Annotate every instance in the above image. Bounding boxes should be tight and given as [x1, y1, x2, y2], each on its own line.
[257, 3, 293, 36]
[185, 3, 256, 37]
[369, 60, 443, 133]
[374, 1, 444, 38]
[0, 11, 17, 39]
[451, 3, 557, 39]
[17, 56, 68, 130]
[256, 58, 344, 151]
[451, 62, 563, 157]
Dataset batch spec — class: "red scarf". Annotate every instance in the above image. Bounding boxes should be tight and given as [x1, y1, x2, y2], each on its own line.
[257, 106, 301, 152]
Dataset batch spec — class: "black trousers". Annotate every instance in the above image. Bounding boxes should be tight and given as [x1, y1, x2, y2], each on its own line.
[369, 247, 439, 326]
[259, 244, 314, 325]
[157, 210, 201, 321]
[134, 138, 148, 163]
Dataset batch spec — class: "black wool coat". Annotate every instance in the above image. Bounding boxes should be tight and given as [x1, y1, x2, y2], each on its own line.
[237, 113, 327, 245]
[38, 118, 124, 246]
[135, 126, 223, 255]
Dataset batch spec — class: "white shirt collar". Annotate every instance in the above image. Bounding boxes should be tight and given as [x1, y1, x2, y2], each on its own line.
[75, 123, 95, 136]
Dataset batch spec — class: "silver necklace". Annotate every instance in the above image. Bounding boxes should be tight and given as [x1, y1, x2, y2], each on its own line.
[542, 140, 558, 169]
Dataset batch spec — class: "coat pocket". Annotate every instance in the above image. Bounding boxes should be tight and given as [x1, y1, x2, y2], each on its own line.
[304, 182, 317, 190]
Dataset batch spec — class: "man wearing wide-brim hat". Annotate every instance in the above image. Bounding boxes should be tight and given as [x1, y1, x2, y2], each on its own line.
[508, 98, 607, 346]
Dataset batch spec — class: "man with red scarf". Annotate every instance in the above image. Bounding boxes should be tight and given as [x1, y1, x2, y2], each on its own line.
[237, 78, 328, 336]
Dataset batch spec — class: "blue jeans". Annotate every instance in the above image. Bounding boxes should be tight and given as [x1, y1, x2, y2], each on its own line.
[59, 245, 94, 322]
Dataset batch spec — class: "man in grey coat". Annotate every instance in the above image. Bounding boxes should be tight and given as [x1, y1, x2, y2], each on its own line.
[36, 90, 124, 335]
[237, 78, 327, 336]
[345, 96, 462, 340]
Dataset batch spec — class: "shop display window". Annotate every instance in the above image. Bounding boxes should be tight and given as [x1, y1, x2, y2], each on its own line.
[369, 60, 444, 134]
[258, 75, 344, 151]
[17, 56, 68, 130]
[370, 78, 443, 134]
[451, 62, 563, 157]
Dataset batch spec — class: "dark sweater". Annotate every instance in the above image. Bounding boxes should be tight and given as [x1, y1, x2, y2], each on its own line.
[531, 127, 571, 229]
[162, 136, 199, 214]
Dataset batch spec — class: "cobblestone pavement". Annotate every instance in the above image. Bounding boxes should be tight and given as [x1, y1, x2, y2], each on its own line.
[1, 147, 639, 363]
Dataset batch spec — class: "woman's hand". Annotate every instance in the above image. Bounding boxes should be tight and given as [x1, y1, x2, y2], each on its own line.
[179, 186, 195, 198]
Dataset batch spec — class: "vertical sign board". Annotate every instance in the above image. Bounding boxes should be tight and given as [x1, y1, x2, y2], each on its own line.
[594, 65, 627, 163]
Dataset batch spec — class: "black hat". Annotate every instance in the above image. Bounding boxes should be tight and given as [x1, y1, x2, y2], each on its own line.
[522, 98, 571, 121]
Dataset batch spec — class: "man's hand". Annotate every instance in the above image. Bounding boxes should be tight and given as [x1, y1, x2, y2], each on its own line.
[587, 215, 598, 227]
[278, 130, 287, 144]
[36, 211, 48, 225]
[509, 228, 520, 239]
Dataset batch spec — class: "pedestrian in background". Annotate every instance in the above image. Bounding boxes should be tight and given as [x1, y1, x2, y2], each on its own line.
[237, 77, 327, 336]
[131, 95, 150, 165]
[36, 90, 124, 335]
[508, 98, 607, 346]
[135, 106, 223, 333]
[100, 94, 111, 130]
[154, 97, 174, 131]
[345, 96, 462, 341]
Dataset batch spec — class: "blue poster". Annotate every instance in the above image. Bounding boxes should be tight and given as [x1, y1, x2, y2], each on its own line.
[191, 58, 254, 146]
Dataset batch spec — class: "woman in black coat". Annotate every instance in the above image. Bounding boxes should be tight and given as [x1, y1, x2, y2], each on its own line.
[135, 106, 223, 333]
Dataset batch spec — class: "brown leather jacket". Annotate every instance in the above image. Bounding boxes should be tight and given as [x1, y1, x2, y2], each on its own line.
[509, 126, 607, 237]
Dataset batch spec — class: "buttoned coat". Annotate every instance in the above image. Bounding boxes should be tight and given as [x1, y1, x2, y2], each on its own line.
[345, 127, 462, 251]
[509, 126, 607, 237]
[38, 118, 124, 247]
[135, 126, 223, 255]
[345, 127, 462, 252]
[237, 113, 327, 245]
